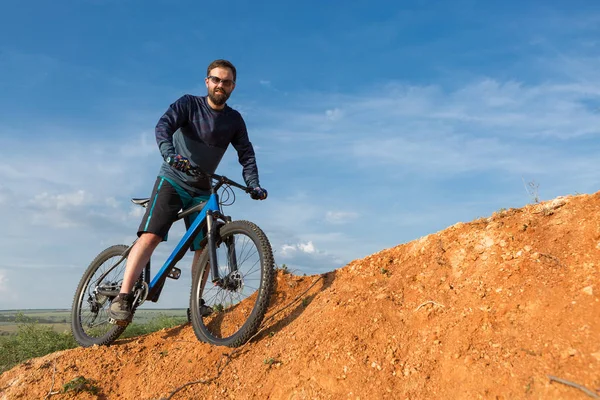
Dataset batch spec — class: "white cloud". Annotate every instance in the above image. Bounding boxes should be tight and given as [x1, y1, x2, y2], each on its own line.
[30, 212, 82, 229]
[281, 244, 296, 255]
[298, 241, 316, 254]
[325, 211, 359, 224]
[276, 240, 343, 275]
[280, 241, 316, 256]
[32, 190, 91, 210]
[254, 72, 600, 187]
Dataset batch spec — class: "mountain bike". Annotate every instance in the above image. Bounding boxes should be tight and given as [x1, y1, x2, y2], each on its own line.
[70, 168, 274, 348]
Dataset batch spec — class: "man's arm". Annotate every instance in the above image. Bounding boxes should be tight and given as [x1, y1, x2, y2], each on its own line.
[155, 95, 191, 159]
[231, 116, 260, 188]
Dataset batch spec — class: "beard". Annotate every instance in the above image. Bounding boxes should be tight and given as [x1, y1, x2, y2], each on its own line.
[208, 87, 230, 106]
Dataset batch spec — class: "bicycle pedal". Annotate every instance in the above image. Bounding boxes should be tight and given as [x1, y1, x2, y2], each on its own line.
[168, 267, 181, 280]
[109, 318, 131, 326]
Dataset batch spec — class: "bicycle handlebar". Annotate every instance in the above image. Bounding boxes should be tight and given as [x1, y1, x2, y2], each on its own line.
[187, 166, 251, 193]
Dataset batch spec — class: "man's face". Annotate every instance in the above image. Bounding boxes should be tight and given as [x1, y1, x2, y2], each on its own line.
[205, 67, 236, 107]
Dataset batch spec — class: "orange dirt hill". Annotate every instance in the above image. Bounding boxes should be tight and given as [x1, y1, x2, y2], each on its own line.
[1, 192, 599, 399]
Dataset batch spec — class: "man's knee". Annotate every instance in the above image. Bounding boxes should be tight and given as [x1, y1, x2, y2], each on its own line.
[138, 232, 163, 248]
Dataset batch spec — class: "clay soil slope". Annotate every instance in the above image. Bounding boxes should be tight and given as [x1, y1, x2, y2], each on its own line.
[1, 193, 599, 400]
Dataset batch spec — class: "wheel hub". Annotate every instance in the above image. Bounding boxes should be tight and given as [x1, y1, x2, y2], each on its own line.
[218, 271, 243, 291]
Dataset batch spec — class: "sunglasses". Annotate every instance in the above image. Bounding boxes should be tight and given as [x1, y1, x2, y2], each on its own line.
[207, 76, 235, 87]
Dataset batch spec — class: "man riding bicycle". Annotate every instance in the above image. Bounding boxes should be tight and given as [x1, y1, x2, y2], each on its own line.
[109, 59, 267, 321]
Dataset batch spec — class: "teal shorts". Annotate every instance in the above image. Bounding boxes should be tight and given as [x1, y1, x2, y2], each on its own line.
[138, 176, 210, 251]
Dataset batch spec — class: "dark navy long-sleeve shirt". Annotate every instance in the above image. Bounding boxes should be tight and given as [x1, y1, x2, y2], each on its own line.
[155, 94, 260, 195]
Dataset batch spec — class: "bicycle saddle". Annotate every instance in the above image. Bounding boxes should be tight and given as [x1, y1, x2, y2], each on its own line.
[131, 198, 150, 207]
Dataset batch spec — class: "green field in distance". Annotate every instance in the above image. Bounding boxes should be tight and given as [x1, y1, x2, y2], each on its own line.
[0, 309, 188, 335]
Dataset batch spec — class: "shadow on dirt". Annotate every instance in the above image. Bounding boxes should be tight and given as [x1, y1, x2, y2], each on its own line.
[115, 321, 190, 345]
[159, 323, 189, 340]
[115, 270, 337, 346]
[252, 270, 337, 343]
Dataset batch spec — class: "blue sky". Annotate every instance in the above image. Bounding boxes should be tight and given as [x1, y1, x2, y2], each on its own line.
[1, 0, 600, 309]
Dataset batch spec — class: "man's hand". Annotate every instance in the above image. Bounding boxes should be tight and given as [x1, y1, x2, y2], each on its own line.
[250, 187, 268, 200]
[166, 155, 191, 173]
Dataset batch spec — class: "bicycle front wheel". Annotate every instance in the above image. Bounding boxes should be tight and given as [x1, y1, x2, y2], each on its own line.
[189, 220, 274, 347]
[71, 245, 130, 347]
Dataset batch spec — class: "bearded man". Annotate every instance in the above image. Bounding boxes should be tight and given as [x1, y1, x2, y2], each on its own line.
[109, 59, 267, 321]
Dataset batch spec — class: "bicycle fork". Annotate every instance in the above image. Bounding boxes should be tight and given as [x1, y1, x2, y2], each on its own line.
[207, 210, 220, 284]
[206, 211, 239, 286]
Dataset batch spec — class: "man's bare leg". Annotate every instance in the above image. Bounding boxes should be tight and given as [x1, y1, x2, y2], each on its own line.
[120, 233, 162, 294]
[191, 249, 212, 316]
[109, 233, 162, 321]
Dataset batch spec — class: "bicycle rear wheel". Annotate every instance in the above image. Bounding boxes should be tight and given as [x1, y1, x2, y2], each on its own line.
[189, 220, 274, 347]
[71, 245, 131, 347]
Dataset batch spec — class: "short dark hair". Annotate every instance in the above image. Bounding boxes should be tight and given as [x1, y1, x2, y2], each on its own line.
[207, 59, 237, 82]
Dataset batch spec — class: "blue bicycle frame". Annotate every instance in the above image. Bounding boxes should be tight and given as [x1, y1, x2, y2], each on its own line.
[99, 170, 249, 304]
[143, 192, 220, 302]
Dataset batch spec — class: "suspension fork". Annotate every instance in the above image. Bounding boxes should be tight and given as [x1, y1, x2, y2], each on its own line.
[207, 210, 220, 283]
[225, 234, 238, 272]
[207, 211, 238, 283]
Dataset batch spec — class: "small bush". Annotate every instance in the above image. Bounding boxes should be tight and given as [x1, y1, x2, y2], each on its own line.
[0, 312, 187, 374]
[62, 376, 100, 395]
[0, 313, 77, 373]
[277, 264, 290, 274]
[213, 304, 224, 313]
